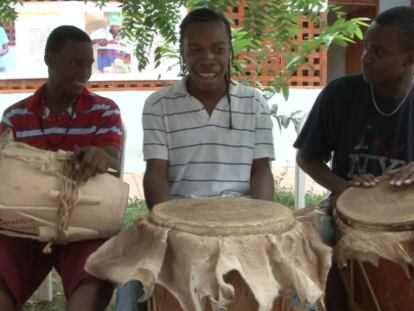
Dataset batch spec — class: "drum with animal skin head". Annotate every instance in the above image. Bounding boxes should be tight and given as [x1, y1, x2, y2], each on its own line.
[86, 197, 332, 311]
[0, 130, 129, 244]
[336, 176, 414, 311]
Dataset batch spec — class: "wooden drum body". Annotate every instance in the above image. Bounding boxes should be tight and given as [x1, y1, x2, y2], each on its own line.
[336, 178, 414, 311]
[86, 197, 332, 311]
[0, 132, 129, 242]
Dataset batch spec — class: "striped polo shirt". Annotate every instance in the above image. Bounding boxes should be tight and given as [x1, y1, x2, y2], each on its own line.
[0, 84, 122, 151]
[143, 77, 274, 198]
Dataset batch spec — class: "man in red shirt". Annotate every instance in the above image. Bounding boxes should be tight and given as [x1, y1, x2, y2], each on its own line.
[0, 25, 123, 310]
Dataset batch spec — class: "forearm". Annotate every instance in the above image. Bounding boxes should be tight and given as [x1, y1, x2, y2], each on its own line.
[250, 159, 274, 201]
[143, 170, 170, 210]
[296, 152, 348, 194]
[0, 44, 8, 57]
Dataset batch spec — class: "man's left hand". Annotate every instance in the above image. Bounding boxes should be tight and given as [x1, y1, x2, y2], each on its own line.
[71, 146, 112, 181]
[388, 161, 414, 186]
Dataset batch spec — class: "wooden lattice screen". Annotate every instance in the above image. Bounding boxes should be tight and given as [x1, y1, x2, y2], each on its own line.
[228, 5, 327, 88]
[0, 1, 327, 92]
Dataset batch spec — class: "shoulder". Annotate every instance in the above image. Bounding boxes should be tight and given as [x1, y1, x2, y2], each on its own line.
[3, 95, 33, 115]
[1, 95, 34, 129]
[82, 90, 120, 110]
[230, 82, 266, 103]
[145, 80, 186, 108]
[0, 27, 7, 37]
[230, 81, 262, 97]
[230, 82, 268, 111]
[323, 74, 366, 94]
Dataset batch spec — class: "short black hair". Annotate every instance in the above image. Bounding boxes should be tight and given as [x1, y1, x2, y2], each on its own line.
[178, 7, 233, 76]
[375, 6, 414, 50]
[45, 25, 91, 54]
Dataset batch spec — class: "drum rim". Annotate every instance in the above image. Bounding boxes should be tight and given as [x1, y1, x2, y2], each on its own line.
[336, 177, 414, 231]
[336, 208, 414, 232]
[149, 197, 296, 236]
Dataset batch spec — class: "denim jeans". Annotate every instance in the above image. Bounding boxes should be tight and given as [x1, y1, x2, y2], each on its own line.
[115, 280, 146, 311]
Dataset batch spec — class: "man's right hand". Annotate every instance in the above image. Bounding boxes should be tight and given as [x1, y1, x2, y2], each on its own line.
[348, 174, 379, 187]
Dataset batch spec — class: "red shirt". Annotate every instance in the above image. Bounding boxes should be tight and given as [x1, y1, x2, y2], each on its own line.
[0, 84, 122, 151]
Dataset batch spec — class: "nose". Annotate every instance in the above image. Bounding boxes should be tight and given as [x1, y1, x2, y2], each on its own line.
[200, 49, 215, 63]
[361, 48, 373, 65]
[77, 62, 92, 79]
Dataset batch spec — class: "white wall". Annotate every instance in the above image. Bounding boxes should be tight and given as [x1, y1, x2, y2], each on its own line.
[380, 0, 410, 12]
[0, 88, 321, 173]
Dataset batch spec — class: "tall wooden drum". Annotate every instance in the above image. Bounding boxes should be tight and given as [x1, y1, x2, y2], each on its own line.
[86, 197, 332, 311]
[336, 177, 414, 311]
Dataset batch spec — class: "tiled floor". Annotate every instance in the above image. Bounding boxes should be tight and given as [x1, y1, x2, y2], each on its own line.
[122, 165, 326, 201]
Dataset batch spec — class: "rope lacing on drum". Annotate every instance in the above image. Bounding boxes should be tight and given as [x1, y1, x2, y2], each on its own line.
[42, 160, 83, 254]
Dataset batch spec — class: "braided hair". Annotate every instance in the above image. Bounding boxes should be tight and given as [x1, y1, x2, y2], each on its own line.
[179, 8, 235, 128]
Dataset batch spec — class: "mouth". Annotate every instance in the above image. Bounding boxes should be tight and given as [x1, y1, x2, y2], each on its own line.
[362, 65, 373, 73]
[198, 72, 217, 79]
[73, 81, 87, 88]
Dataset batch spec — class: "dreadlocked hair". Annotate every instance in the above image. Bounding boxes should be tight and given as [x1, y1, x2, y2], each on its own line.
[179, 7, 235, 129]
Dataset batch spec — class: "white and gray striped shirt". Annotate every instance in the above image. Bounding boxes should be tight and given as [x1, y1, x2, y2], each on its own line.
[143, 77, 274, 198]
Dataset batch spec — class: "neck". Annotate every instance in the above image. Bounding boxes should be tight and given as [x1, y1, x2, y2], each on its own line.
[44, 83, 77, 116]
[187, 77, 227, 113]
[372, 73, 413, 100]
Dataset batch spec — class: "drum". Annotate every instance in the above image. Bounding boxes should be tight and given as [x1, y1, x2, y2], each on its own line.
[0, 130, 129, 244]
[86, 197, 332, 311]
[335, 177, 414, 311]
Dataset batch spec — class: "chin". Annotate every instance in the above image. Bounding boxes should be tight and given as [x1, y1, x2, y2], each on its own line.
[361, 71, 375, 84]
[67, 85, 85, 95]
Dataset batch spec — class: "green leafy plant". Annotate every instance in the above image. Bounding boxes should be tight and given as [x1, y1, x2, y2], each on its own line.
[123, 198, 149, 228]
[274, 186, 324, 209]
[1, 1, 369, 129]
[0, 0, 23, 25]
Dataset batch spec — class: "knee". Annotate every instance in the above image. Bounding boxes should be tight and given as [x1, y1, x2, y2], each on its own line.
[0, 276, 15, 311]
[69, 277, 114, 310]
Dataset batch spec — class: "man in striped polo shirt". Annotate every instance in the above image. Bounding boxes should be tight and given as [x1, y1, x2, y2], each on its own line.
[0, 26, 123, 311]
[142, 8, 275, 209]
[115, 7, 275, 311]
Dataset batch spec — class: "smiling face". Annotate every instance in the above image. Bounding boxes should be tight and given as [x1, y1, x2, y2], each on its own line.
[45, 39, 94, 97]
[361, 22, 413, 87]
[181, 21, 230, 98]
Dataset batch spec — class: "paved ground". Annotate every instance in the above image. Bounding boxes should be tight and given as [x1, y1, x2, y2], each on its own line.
[123, 165, 327, 200]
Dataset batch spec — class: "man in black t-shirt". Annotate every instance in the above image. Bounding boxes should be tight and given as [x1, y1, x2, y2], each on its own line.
[294, 6, 414, 311]
[295, 6, 414, 207]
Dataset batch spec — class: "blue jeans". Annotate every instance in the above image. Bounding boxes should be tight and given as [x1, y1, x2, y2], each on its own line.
[115, 281, 146, 311]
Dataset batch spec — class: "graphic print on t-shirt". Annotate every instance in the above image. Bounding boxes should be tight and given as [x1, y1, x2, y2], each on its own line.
[347, 122, 406, 179]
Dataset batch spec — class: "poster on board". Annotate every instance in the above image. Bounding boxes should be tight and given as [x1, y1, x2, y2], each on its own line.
[0, 1, 181, 81]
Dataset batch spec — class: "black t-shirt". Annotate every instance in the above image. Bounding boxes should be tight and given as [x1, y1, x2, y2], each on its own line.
[294, 74, 414, 180]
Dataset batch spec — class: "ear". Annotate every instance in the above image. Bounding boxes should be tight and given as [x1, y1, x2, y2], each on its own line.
[44, 54, 49, 66]
[44, 53, 52, 67]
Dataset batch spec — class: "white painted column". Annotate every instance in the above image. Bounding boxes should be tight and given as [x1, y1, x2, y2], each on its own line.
[379, 0, 410, 12]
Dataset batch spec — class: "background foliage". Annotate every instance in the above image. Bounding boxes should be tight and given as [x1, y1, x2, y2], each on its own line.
[1, 0, 368, 128]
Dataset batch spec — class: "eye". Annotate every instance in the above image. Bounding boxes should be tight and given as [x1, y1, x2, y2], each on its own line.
[188, 47, 201, 53]
[374, 47, 384, 57]
[214, 47, 225, 53]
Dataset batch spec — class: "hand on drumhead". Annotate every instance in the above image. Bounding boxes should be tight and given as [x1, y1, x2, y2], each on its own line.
[71, 146, 111, 181]
[388, 162, 414, 186]
[348, 174, 378, 187]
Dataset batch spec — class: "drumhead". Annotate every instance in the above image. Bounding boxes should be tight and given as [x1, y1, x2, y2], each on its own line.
[336, 177, 414, 230]
[149, 197, 295, 236]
